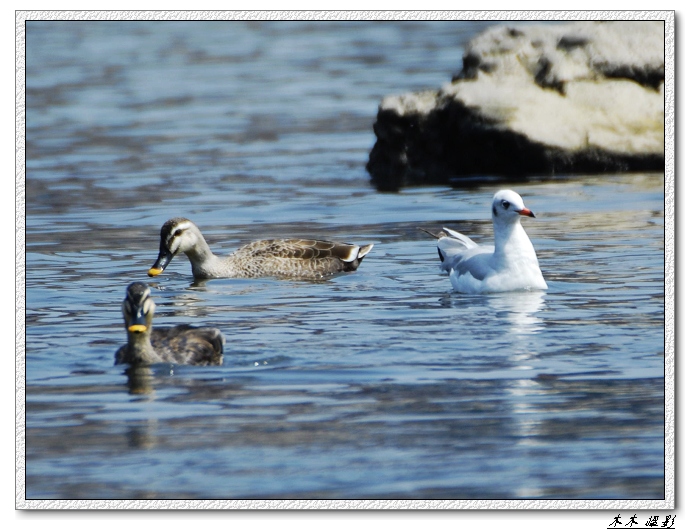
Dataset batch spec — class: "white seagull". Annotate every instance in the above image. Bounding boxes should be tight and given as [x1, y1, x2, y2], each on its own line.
[429, 190, 547, 294]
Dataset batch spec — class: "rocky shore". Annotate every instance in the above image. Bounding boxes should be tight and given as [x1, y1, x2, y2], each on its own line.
[367, 21, 665, 191]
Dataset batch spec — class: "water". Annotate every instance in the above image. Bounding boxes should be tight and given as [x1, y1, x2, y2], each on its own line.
[23, 21, 665, 501]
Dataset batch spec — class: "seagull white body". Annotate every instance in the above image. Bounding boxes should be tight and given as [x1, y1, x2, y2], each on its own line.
[436, 190, 547, 294]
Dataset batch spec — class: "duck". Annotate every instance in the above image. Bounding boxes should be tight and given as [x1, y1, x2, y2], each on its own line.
[424, 190, 547, 294]
[115, 282, 224, 366]
[147, 217, 374, 280]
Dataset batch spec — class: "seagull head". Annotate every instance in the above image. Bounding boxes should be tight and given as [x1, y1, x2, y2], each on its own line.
[491, 190, 535, 224]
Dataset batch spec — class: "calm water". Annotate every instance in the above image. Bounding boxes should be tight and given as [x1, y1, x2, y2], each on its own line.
[23, 21, 665, 501]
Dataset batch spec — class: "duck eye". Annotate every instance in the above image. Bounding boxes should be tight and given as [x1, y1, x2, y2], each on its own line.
[501, 200, 510, 209]
[174, 229, 183, 237]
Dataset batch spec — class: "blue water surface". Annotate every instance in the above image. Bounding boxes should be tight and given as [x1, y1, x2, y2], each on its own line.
[24, 21, 665, 501]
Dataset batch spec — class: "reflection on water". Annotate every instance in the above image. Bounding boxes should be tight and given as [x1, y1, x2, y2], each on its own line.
[125, 365, 156, 396]
[24, 21, 665, 501]
[487, 290, 546, 336]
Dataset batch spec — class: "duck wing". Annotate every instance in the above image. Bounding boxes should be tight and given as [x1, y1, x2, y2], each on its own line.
[238, 239, 370, 261]
[232, 239, 374, 276]
[151, 325, 225, 366]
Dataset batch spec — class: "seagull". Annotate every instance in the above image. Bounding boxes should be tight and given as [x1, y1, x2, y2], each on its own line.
[426, 190, 547, 294]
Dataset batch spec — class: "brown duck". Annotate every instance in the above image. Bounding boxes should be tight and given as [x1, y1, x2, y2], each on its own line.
[148, 217, 374, 280]
[115, 282, 224, 366]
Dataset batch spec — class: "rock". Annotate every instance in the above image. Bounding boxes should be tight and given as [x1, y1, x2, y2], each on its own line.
[367, 21, 665, 191]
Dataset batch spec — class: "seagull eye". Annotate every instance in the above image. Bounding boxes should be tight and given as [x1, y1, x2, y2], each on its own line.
[501, 200, 510, 209]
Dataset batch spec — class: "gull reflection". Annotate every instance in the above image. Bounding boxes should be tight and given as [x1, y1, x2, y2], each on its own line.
[486, 290, 546, 336]
[487, 290, 546, 371]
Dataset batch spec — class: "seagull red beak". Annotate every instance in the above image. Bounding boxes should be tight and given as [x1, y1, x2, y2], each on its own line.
[518, 208, 536, 218]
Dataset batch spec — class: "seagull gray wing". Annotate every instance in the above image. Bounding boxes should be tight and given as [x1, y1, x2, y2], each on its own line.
[449, 246, 495, 281]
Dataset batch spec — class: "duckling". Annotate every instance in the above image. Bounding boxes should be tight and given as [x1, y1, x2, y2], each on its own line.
[115, 282, 224, 366]
[147, 217, 374, 280]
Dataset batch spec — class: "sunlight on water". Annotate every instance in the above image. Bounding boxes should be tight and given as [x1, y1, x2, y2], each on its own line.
[25, 21, 664, 500]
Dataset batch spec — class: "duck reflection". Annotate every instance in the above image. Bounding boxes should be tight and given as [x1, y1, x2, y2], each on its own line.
[124, 364, 156, 395]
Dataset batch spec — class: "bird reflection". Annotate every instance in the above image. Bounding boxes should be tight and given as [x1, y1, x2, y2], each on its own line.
[486, 290, 546, 336]
[124, 364, 156, 395]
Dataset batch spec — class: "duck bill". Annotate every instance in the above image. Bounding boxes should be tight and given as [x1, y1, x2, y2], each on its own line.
[518, 208, 536, 218]
[148, 247, 174, 277]
[127, 312, 148, 333]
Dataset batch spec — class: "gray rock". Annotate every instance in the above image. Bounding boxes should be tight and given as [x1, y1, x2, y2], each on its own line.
[367, 21, 665, 191]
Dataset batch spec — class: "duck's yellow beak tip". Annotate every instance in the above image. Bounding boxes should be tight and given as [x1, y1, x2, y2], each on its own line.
[148, 267, 163, 277]
[128, 324, 148, 333]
